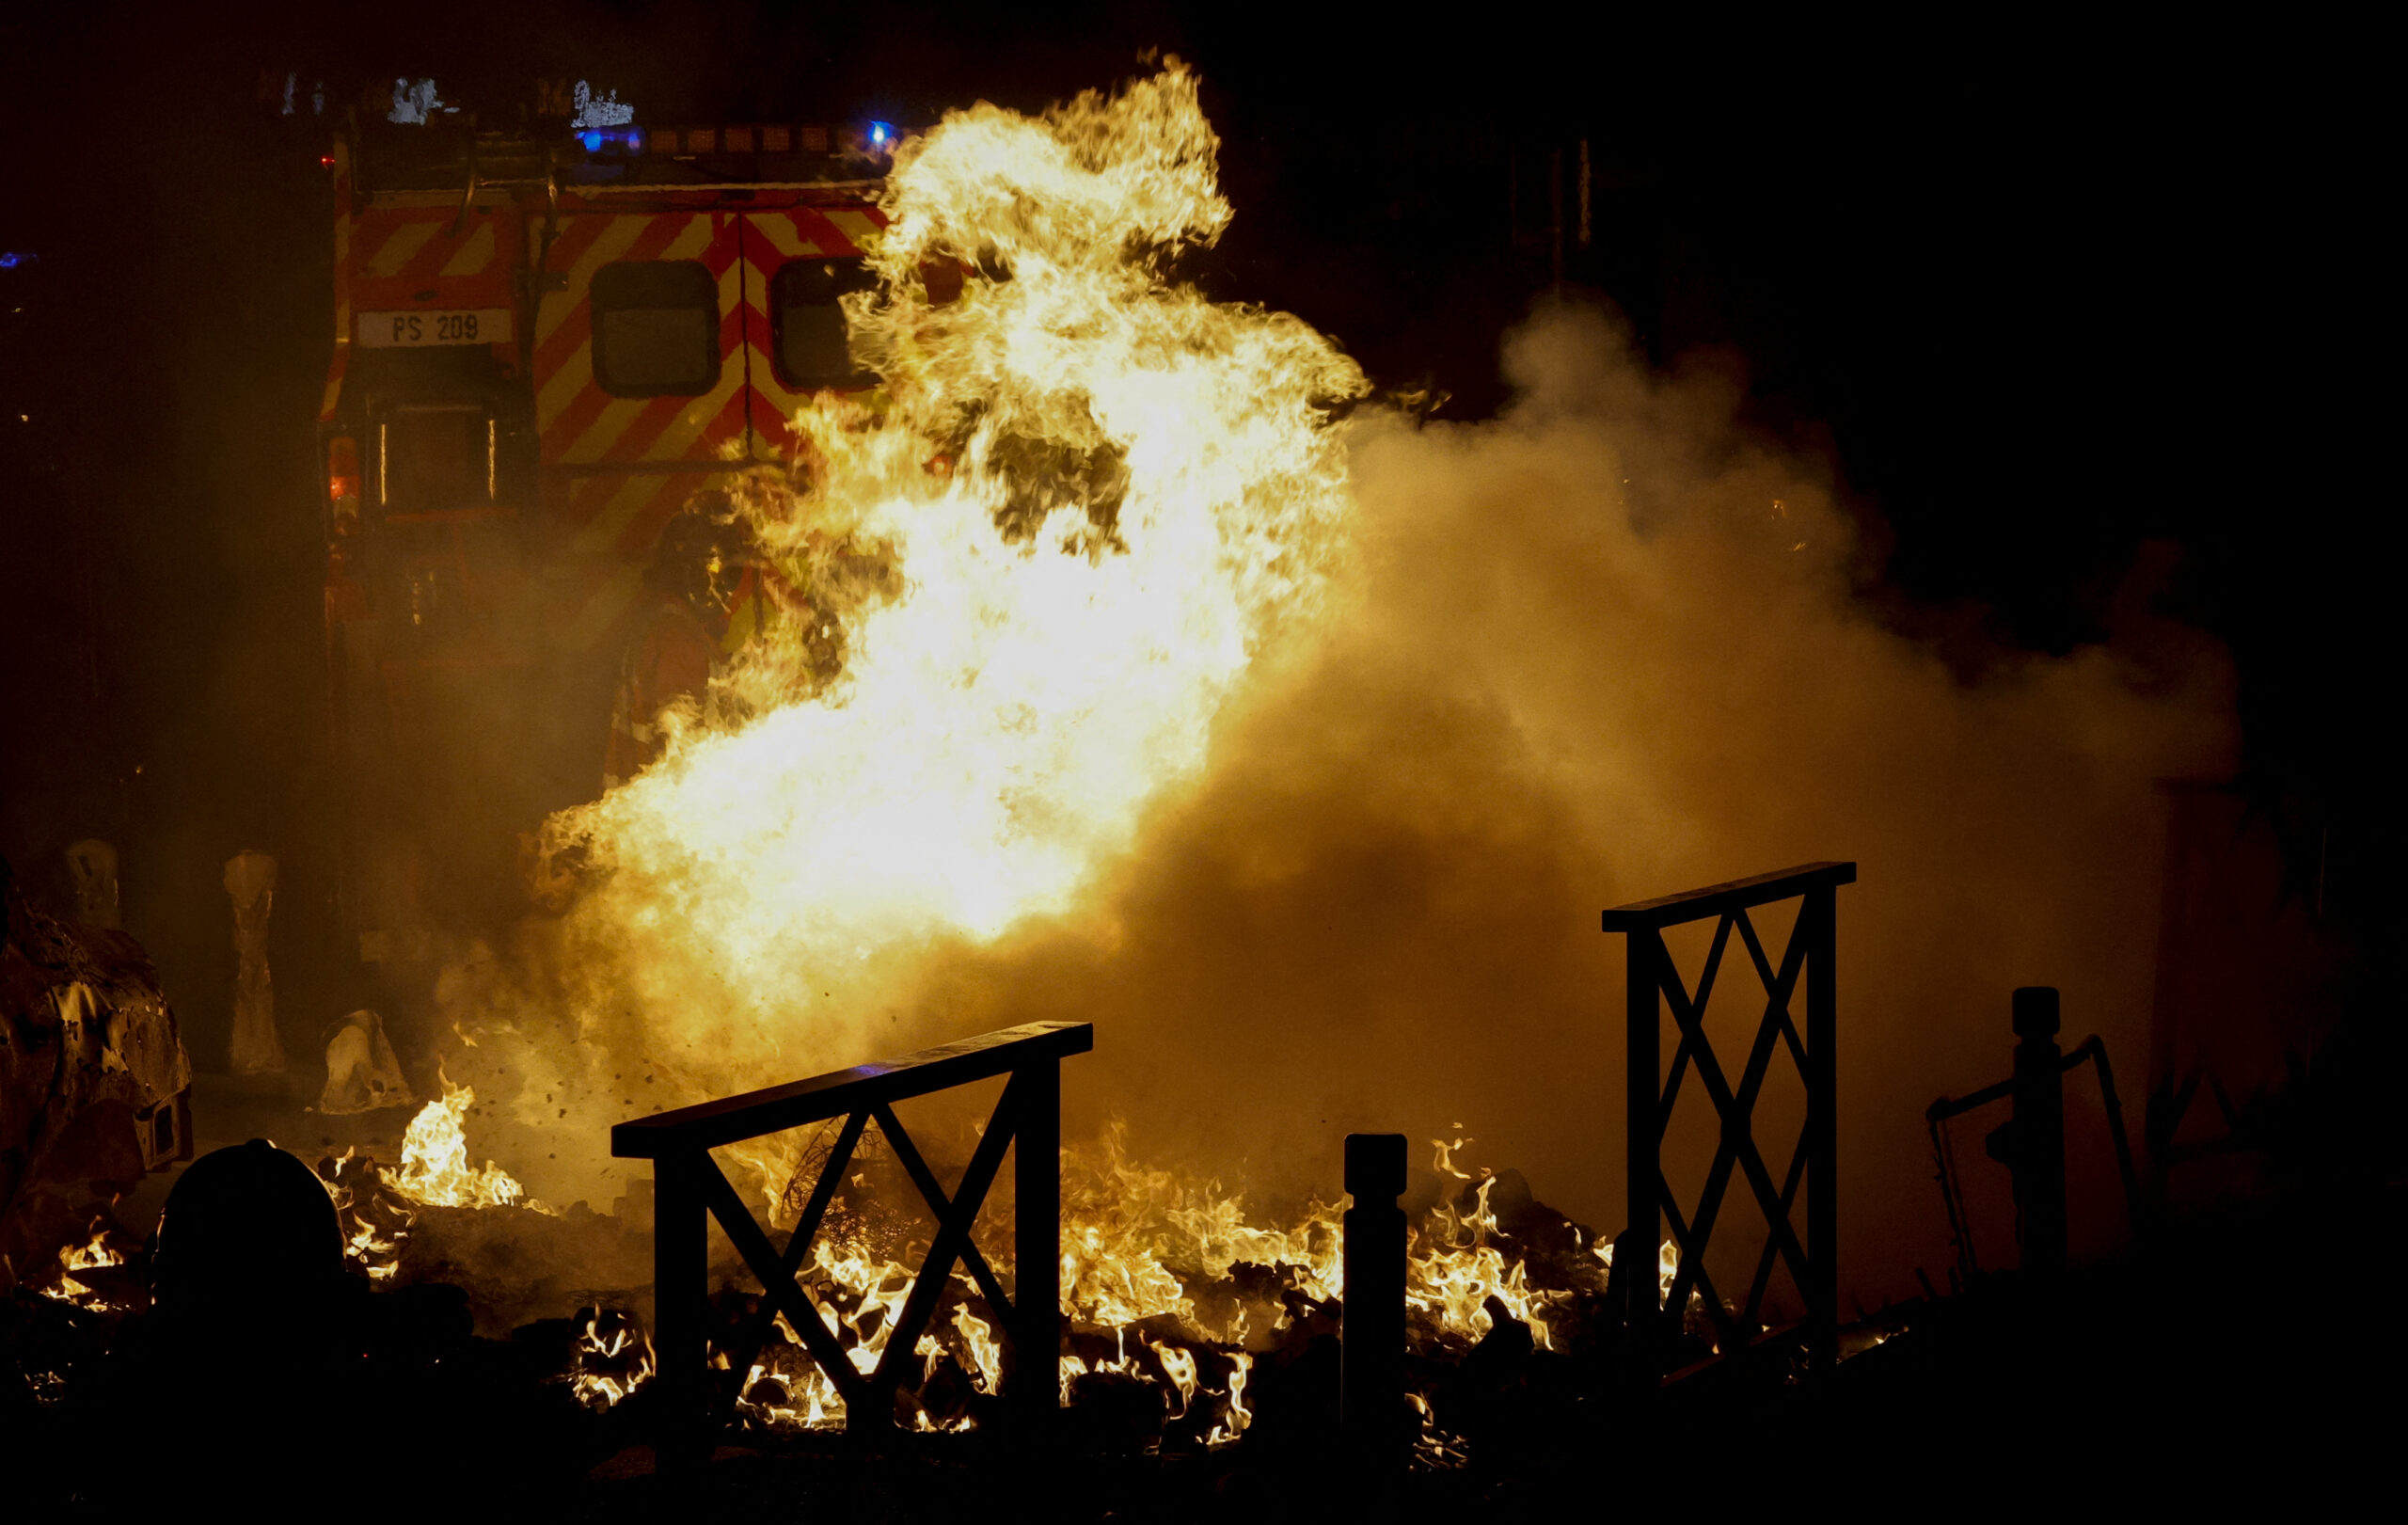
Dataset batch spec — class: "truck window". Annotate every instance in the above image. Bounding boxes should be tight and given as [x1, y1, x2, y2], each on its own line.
[592, 261, 720, 397]
[771, 258, 879, 390]
[379, 405, 495, 514]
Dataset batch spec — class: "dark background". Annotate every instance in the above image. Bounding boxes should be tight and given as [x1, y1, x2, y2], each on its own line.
[0, 4, 2383, 1069]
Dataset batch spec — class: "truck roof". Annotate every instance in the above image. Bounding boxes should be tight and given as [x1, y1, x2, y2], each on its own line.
[349, 119, 895, 199]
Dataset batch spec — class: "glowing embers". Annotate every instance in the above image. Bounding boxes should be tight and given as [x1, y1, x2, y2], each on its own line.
[677, 1122, 1630, 1458]
[565, 1307, 657, 1411]
[33, 1217, 136, 1312]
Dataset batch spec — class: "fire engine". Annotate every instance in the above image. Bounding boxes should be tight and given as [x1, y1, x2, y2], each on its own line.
[315, 106, 904, 957]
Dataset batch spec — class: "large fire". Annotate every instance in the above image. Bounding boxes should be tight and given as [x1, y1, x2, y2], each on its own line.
[324, 64, 1687, 1463]
[525, 61, 1364, 1108]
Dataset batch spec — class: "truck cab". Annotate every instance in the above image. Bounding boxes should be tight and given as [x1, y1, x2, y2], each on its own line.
[317, 112, 894, 961]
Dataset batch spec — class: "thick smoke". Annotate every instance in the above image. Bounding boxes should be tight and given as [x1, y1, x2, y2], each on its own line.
[901, 305, 2231, 1304]
[442, 78, 2227, 1302]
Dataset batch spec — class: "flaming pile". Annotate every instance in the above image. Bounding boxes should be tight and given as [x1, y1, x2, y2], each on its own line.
[317, 1073, 542, 1282]
[336, 1078, 1682, 1461]
[29, 1218, 136, 1313]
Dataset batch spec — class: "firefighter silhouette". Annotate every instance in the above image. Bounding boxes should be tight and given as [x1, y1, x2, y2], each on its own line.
[603, 499, 746, 790]
[602, 491, 893, 791]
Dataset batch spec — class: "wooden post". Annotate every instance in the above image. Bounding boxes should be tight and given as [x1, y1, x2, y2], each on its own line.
[1627, 928, 1663, 1338]
[1010, 1057, 1062, 1438]
[1805, 886, 1839, 1368]
[653, 1149, 709, 1470]
[1341, 1133, 1407, 1472]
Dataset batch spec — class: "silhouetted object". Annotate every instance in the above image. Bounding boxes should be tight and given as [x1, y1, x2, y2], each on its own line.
[0, 855, 192, 1274]
[1603, 862, 1853, 1372]
[612, 1021, 1090, 1469]
[1928, 987, 2139, 1282]
[603, 501, 750, 790]
[100, 1140, 373, 1512]
[319, 1008, 415, 1114]
[150, 1137, 345, 1327]
[63, 838, 119, 929]
[223, 849, 284, 1073]
[1340, 1133, 1407, 1470]
[2004, 989, 2068, 1276]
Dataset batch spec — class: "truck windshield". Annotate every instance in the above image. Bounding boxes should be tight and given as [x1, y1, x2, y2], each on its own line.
[592, 261, 721, 397]
[772, 258, 879, 390]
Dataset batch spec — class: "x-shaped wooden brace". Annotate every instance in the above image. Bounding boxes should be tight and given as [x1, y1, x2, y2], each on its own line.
[693, 1072, 1028, 1429]
[1655, 904, 1816, 1343]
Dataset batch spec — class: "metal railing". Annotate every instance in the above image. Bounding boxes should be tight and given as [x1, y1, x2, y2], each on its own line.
[1927, 986, 2138, 1283]
[1603, 862, 1853, 1369]
[611, 1020, 1093, 1458]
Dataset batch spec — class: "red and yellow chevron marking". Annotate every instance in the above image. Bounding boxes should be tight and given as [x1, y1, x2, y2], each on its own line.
[535, 469, 741, 653]
[530, 213, 752, 654]
[523, 199, 886, 652]
[347, 204, 515, 313]
[534, 212, 752, 474]
[737, 208, 889, 457]
[325, 188, 517, 422]
[564, 469, 728, 561]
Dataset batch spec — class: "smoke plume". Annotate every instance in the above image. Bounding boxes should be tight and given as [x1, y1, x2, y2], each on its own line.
[454, 76, 2229, 1307]
[900, 305, 2232, 1301]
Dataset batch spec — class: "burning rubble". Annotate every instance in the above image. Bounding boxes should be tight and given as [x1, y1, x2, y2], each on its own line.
[300, 1074, 1680, 1465]
[4, 48, 2246, 1510]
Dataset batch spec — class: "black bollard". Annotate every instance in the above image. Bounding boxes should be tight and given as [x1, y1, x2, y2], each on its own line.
[1999, 986, 2068, 1279]
[1341, 1133, 1407, 1469]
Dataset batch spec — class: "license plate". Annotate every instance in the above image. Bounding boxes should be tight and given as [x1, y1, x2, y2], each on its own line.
[357, 309, 512, 348]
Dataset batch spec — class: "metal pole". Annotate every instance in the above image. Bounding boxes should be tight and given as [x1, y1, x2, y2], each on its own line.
[1010, 1058, 1062, 1438]
[1341, 1133, 1407, 1468]
[1805, 886, 1839, 1367]
[2010, 986, 2067, 1279]
[653, 1150, 709, 1471]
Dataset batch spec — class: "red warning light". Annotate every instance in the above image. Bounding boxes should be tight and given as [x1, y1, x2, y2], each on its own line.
[326, 435, 361, 522]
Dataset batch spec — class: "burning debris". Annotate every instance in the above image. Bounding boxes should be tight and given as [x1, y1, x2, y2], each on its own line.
[0, 38, 2290, 1513]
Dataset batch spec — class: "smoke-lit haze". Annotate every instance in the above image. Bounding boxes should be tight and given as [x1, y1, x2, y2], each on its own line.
[452, 74, 2232, 1308]
[914, 306, 2232, 1302]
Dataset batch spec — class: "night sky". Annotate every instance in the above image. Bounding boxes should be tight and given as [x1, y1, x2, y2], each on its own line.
[0, 5, 2384, 1051]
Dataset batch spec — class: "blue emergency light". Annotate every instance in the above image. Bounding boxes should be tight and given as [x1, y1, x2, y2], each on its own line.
[578, 125, 645, 155]
[868, 121, 893, 148]
[0, 251, 31, 270]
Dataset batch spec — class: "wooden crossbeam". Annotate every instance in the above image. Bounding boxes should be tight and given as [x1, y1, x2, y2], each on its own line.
[1662, 962, 1815, 1320]
[1657, 912, 1735, 1118]
[613, 1022, 1091, 1157]
[1660, 1179, 1745, 1346]
[1743, 1118, 1814, 1325]
[864, 1082, 1023, 1405]
[1630, 880, 1837, 1356]
[706, 1108, 869, 1426]
[872, 1100, 1018, 1324]
[1733, 907, 1811, 1072]
[692, 1151, 875, 1415]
